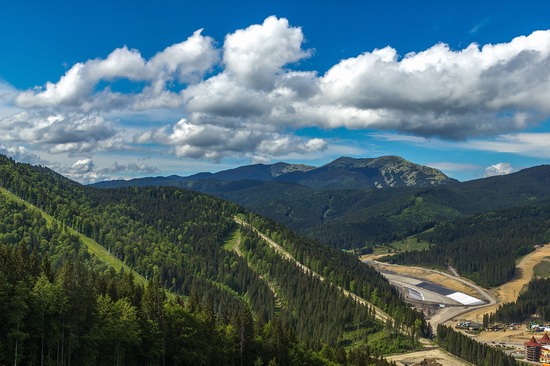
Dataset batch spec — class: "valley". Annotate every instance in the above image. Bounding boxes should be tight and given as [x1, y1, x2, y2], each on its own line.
[3, 4, 550, 364]
[362, 243, 550, 365]
[0, 153, 547, 365]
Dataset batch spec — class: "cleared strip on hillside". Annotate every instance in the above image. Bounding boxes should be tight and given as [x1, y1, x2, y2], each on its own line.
[234, 216, 391, 323]
[0, 186, 146, 285]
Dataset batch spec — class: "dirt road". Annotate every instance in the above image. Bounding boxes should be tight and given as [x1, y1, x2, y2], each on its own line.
[369, 261, 497, 331]
[455, 244, 550, 323]
[235, 217, 391, 322]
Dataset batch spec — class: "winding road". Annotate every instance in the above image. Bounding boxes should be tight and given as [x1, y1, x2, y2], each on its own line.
[369, 260, 497, 331]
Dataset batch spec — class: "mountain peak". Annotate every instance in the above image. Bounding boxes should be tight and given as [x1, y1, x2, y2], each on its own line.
[92, 155, 456, 190]
[288, 155, 456, 189]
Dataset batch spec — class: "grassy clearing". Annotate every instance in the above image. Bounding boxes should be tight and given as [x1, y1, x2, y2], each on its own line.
[389, 236, 430, 252]
[534, 256, 550, 278]
[340, 327, 422, 354]
[223, 227, 241, 251]
[0, 187, 146, 285]
[372, 245, 393, 255]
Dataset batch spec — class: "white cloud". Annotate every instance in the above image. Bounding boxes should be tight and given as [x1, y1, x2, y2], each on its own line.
[0, 81, 20, 118]
[62, 158, 100, 184]
[134, 118, 327, 161]
[461, 133, 550, 158]
[0, 111, 122, 155]
[223, 16, 311, 90]
[15, 30, 218, 111]
[4, 17, 550, 168]
[58, 158, 162, 184]
[315, 31, 550, 138]
[485, 162, 513, 177]
[372, 131, 550, 159]
[0, 144, 48, 165]
[98, 162, 160, 175]
[71, 158, 95, 173]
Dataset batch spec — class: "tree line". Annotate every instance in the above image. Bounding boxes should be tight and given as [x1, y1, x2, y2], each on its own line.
[386, 205, 550, 287]
[490, 277, 550, 323]
[436, 325, 518, 366]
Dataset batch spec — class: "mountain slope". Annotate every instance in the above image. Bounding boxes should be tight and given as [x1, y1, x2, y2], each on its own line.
[0, 186, 145, 283]
[93, 155, 456, 190]
[92, 158, 550, 249]
[276, 156, 457, 189]
[0, 153, 426, 364]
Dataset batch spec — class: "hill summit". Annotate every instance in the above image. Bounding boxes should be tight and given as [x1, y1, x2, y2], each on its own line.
[274, 156, 456, 189]
[93, 155, 457, 190]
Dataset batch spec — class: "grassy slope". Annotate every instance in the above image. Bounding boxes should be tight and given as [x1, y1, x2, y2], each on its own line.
[390, 235, 430, 252]
[534, 256, 550, 278]
[0, 187, 146, 284]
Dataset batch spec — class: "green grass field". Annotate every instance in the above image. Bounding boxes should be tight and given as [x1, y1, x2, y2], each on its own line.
[389, 236, 430, 252]
[223, 227, 241, 251]
[534, 256, 550, 278]
[372, 245, 394, 255]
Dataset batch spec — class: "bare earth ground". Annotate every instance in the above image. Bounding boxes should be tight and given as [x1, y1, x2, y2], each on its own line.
[367, 261, 482, 298]
[448, 244, 550, 346]
[364, 244, 550, 360]
[386, 347, 473, 366]
[455, 244, 550, 328]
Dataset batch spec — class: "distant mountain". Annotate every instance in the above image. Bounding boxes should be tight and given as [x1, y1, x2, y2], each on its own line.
[274, 156, 456, 189]
[92, 155, 456, 190]
[92, 159, 550, 250]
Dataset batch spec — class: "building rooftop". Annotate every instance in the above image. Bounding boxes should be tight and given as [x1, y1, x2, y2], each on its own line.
[525, 336, 542, 347]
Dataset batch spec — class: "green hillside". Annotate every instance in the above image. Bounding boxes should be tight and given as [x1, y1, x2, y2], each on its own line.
[0, 186, 145, 283]
[0, 154, 425, 365]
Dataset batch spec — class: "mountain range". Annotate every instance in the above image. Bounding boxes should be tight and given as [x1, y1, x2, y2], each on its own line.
[92, 156, 550, 250]
[93, 155, 457, 190]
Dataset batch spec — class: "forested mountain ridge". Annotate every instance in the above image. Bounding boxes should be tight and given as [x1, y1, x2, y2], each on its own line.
[274, 156, 456, 189]
[89, 153, 550, 289]
[0, 153, 424, 365]
[92, 160, 550, 252]
[93, 155, 456, 190]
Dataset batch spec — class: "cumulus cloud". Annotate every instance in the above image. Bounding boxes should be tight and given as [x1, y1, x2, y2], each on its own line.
[0, 144, 48, 165]
[5, 17, 550, 165]
[135, 118, 327, 161]
[485, 162, 514, 177]
[62, 158, 99, 184]
[223, 16, 311, 90]
[15, 30, 218, 111]
[315, 33, 550, 138]
[0, 111, 122, 155]
[181, 21, 550, 150]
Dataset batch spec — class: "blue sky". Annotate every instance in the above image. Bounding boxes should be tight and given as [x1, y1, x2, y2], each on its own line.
[1, 0, 550, 182]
